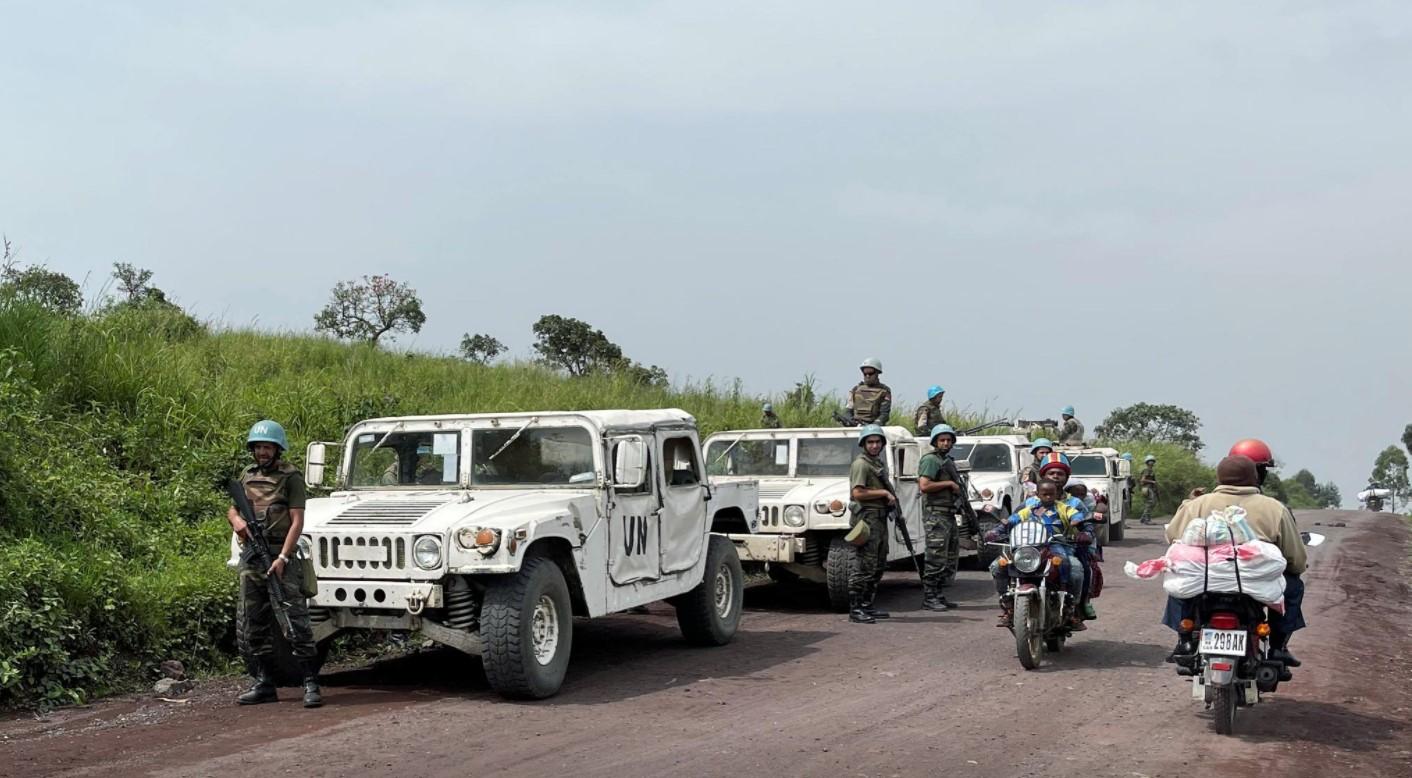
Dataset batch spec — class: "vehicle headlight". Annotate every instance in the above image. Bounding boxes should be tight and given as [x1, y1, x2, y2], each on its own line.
[297, 535, 312, 559]
[813, 500, 846, 517]
[455, 527, 502, 556]
[981, 488, 994, 499]
[413, 535, 443, 569]
[1013, 546, 1043, 574]
[783, 505, 807, 527]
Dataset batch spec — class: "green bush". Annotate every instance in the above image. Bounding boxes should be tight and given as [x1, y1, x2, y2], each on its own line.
[1098, 439, 1217, 517]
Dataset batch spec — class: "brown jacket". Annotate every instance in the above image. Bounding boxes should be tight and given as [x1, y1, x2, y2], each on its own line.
[1163, 485, 1306, 575]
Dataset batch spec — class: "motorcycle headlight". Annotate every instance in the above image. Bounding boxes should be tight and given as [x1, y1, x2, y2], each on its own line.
[1013, 546, 1043, 574]
[413, 535, 443, 570]
[783, 505, 807, 527]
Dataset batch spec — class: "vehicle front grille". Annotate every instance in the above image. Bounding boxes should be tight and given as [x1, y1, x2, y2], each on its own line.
[327, 499, 448, 526]
[317, 535, 408, 575]
[758, 505, 781, 528]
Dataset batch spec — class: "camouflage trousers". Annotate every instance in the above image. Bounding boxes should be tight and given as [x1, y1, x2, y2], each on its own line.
[923, 507, 959, 590]
[848, 513, 890, 598]
[1140, 486, 1158, 522]
[237, 560, 316, 661]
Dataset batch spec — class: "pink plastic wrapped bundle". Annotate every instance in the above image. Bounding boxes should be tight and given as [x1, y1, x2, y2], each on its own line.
[1123, 510, 1289, 612]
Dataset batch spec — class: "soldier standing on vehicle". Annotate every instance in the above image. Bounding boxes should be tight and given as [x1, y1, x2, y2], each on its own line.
[913, 385, 946, 436]
[845, 358, 892, 426]
[760, 403, 782, 429]
[229, 420, 322, 708]
[847, 425, 896, 624]
[918, 424, 962, 611]
[1058, 405, 1085, 445]
[1138, 454, 1159, 524]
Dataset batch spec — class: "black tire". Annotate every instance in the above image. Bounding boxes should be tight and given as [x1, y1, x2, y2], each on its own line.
[481, 555, 574, 700]
[1109, 516, 1125, 542]
[676, 535, 745, 646]
[1015, 596, 1043, 670]
[825, 537, 854, 613]
[1213, 685, 1237, 735]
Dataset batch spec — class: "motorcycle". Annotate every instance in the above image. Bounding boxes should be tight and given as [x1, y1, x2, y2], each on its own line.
[994, 521, 1077, 670]
[1178, 531, 1325, 735]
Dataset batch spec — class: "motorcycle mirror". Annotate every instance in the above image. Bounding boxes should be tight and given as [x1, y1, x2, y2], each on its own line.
[1300, 531, 1326, 547]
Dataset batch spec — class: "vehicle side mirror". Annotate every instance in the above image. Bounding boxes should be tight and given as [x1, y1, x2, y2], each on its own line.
[613, 438, 648, 489]
[1117, 460, 1131, 477]
[306, 441, 331, 487]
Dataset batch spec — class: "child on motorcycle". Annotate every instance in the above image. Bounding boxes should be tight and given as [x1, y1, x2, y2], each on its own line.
[987, 480, 1089, 628]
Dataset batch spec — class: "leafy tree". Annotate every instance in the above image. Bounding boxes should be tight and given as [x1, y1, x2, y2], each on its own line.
[458, 333, 505, 365]
[784, 375, 818, 412]
[531, 314, 623, 376]
[1315, 481, 1341, 508]
[1371, 446, 1410, 512]
[616, 359, 669, 389]
[314, 275, 426, 346]
[112, 262, 155, 302]
[2, 265, 83, 315]
[1094, 403, 1203, 451]
[102, 263, 204, 340]
[1403, 423, 1412, 459]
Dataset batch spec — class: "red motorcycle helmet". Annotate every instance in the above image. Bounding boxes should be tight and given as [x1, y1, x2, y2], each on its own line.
[1229, 439, 1275, 468]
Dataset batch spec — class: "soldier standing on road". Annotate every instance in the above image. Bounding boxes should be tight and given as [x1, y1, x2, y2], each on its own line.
[845, 358, 892, 426]
[847, 425, 895, 624]
[913, 385, 947, 436]
[1058, 405, 1085, 445]
[229, 420, 323, 708]
[1138, 454, 1159, 524]
[760, 403, 782, 429]
[918, 424, 963, 611]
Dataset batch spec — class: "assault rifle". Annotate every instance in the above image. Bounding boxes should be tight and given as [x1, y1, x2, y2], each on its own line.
[1013, 418, 1058, 432]
[227, 478, 295, 640]
[957, 418, 1014, 436]
[832, 410, 861, 427]
[879, 473, 924, 584]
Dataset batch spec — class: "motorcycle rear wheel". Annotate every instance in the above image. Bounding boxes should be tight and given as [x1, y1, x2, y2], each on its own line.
[1015, 597, 1043, 670]
[1213, 685, 1237, 735]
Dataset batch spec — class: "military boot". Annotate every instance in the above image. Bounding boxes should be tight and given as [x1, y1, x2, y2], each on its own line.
[237, 658, 277, 705]
[860, 586, 890, 619]
[849, 596, 876, 624]
[921, 584, 948, 612]
[300, 660, 323, 709]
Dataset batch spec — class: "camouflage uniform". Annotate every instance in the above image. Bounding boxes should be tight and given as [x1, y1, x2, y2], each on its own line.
[760, 412, 782, 429]
[913, 402, 946, 437]
[847, 381, 893, 425]
[1058, 417, 1085, 445]
[1138, 463, 1159, 523]
[918, 448, 962, 599]
[848, 453, 891, 607]
[237, 462, 317, 662]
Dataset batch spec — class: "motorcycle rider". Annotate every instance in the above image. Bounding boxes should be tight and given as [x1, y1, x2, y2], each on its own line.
[913, 385, 947, 436]
[988, 480, 1088, 628]
[1161, 452, 1307, 675]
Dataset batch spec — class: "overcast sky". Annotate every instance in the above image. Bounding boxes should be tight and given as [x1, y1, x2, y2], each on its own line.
[4, 2, 1409, 504]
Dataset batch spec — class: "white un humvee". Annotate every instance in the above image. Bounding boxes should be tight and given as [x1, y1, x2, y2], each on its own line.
[293, 409, 755, 699]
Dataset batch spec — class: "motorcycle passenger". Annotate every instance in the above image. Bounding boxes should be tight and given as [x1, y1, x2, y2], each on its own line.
[988, 480, 1087, 628]
[1065, 481, 1101, 624]
[1020, 438, 1055, 488]
[1160, 454, 1307, 674]
[1023, 454, 1089, 522]
[848, 425, 896, 624]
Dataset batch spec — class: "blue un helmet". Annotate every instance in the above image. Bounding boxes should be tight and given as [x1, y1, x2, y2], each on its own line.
[247, 419, 289, 452]
[926, 385, 945, 400]
[1061, 405, 1076, 417]
[857, 424, 886, 448]
[1144, 454, 1156, 464]
[1121, 452, 1134, 461]
[762, 402, 774, 413]
[1030, 437, 1055, 454]
[929, 423, 957, 444]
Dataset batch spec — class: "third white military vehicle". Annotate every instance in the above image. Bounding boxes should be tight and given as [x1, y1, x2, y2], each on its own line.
[704, 426, 926, 611]
[291, 409, 755, 699]
[1057, 446, 1130, 542]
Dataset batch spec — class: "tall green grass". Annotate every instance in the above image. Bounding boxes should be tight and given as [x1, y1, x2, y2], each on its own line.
[0, 300, 988, 708]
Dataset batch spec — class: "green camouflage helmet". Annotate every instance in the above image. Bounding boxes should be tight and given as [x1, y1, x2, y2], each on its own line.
[247, 419, 289, 451]
[857, 424, 886, 447]
[844, 518, 871, 546]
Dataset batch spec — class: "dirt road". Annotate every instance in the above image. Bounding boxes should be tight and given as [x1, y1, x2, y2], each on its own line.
[4, 510, 1410, 778]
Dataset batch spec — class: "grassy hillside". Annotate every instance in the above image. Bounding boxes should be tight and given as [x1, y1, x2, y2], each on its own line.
[0, 300, 992, 708]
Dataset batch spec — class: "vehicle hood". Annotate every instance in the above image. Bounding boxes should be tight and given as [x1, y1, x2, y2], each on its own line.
[305, 489, 597, 534]
[753, 478, 850, 507]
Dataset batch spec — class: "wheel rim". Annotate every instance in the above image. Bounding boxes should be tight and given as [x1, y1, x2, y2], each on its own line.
[531, 594, 560, 666]
[713, 562, 734, 619]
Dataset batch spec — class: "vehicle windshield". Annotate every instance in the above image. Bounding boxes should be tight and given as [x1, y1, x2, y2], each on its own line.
[470, 425, 596, 486]
[1068, 455, 1108, 477]
[953, 443, 1012, 473]
[797, 438, 858, 478]
[349, 430, 461, 488]
[706, 438, 789, 477]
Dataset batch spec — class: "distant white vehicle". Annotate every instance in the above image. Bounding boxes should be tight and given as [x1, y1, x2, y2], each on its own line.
[948, 434, 1030, 565]
[704, 426, 926, 612]
[279, 409, 753, 699]
[1057, 446, 1131, 543]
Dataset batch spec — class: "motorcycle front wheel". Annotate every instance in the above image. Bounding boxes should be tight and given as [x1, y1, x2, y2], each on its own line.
[1015, 596, 1043, 670]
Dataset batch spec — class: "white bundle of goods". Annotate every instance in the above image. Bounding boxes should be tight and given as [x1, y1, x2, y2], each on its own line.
[1160, 506, 1288, 610]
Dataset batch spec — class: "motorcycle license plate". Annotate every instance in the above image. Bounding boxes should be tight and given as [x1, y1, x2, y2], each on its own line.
[1199, 628, 1247, 657]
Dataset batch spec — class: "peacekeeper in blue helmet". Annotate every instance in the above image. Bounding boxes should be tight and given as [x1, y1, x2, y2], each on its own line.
[913, 385, 947, 436]
[847, 424, 897, 624]
[228, 419, 322, 708]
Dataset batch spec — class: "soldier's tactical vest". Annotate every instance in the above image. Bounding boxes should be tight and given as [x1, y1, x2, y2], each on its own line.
[850, 382, 890, 422]
[850, 454, 891, 517]
[241, 462, 300, 541]
[914, 403, 944, 434]
[919, 451, 960, 511]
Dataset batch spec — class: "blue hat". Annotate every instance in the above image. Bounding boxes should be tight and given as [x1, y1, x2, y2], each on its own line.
[926, 385, 945, 400]
[1061, 405, 1075, 417]
[247, 419, 288, 451]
